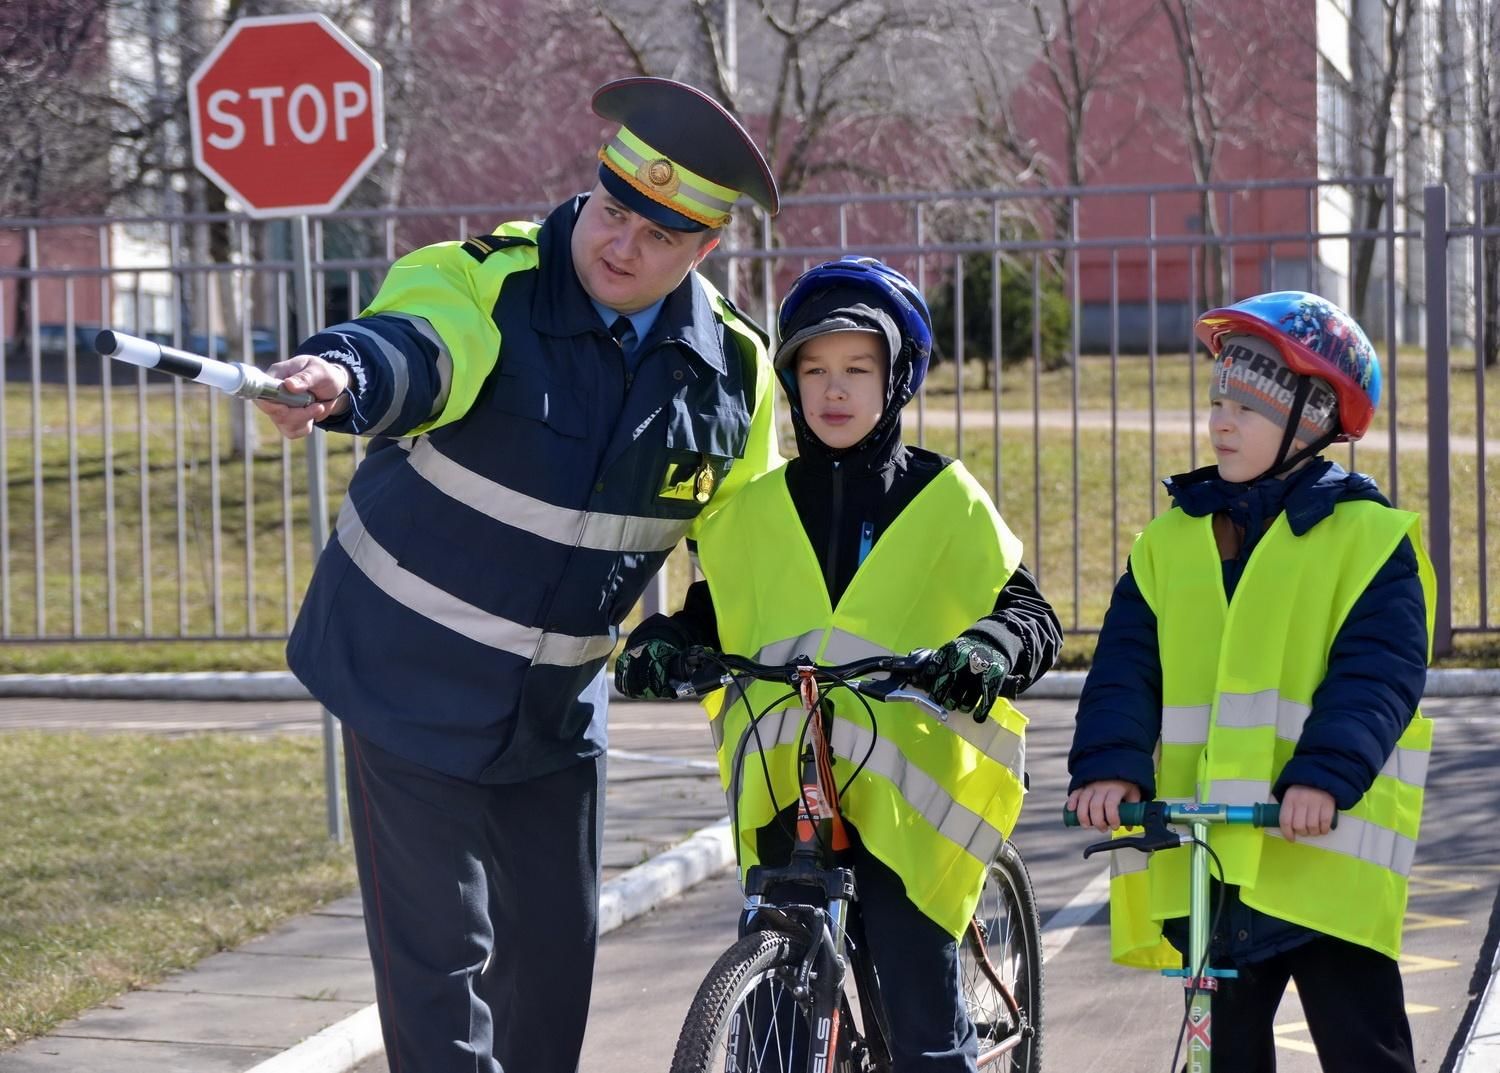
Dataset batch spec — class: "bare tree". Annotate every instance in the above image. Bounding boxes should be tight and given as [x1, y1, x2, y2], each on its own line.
[1017, 0, 1155, 241]
[1153, 0, 1308, 309]
[1475, 0, 1499, 368]
[1344, 0, 1417, 328]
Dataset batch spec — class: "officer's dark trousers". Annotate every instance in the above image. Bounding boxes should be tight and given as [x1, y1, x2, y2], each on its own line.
[854, 847, 979, 1073]
[343, 726, 605, 1073]
[1196, 934, 1416, 1073]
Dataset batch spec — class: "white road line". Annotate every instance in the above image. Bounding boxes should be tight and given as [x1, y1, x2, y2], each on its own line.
[607, 748, 720, 772]
[1040, 867, 1111, 964]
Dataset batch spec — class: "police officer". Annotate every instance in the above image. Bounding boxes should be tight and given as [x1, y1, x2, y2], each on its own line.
[257, 77, 782, 1073]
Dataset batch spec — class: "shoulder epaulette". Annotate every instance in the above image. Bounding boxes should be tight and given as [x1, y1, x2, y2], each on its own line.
[460, 233, 538, 264]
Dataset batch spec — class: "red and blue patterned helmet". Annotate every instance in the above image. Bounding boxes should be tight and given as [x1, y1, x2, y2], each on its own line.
[1195, 291, 1381, 442]
[776, 256, 934, 400]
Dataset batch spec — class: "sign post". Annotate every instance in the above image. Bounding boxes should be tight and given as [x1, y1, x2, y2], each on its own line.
[189, 13, 386, 841]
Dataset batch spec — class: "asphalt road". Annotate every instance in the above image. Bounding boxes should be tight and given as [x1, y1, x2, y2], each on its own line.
[346, 695, 1500, 1073]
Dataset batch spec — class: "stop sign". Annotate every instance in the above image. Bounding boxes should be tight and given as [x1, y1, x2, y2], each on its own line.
[188, 14, 385, 217]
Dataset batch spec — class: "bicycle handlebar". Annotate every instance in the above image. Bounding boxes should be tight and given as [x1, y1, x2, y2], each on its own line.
[1063, 801, 1284, 829]
[671, 647, 944, 717]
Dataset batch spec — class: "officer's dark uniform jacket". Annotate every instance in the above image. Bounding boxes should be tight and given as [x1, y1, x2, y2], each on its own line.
[287, 196, 780, 783]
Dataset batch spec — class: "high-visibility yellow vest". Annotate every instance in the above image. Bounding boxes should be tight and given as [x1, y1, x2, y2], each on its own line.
[1110, 500, 1435, 967]
[695, 460, 1030, 938]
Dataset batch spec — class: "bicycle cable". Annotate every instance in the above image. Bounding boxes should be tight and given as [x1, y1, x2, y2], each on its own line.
[1166, 835, 1231, 1073]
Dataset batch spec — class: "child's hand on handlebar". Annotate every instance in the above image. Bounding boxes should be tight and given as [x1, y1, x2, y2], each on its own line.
[1278, 785, 1336, 842]
[1065, 780, 1143, 833]
[615, 639, 699, 699]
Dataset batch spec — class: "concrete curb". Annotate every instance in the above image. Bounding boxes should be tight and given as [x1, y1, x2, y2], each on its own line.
[2, 667, 1496, 700]
[242, 818, 735, 1073]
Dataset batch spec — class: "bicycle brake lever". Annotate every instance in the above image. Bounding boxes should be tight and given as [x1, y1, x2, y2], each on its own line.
[1082, 830, 1184, 858]
[1080, 800, 1182, 858]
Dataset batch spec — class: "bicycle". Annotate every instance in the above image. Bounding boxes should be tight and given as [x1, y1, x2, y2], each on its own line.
[668, 649, 1043, 1073]
[1063, 799, 1295, 1073]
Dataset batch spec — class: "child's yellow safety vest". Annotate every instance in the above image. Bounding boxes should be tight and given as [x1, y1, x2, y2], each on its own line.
[1112, 499, 1436, 967]
[695, 461, 1029, 937]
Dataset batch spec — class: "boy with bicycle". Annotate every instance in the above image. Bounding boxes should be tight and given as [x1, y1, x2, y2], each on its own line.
[1067, 291, 1434, 1072]
[617, 256, 1061, 1072]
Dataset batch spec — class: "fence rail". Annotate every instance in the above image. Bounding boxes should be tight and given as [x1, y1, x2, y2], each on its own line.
[2, 176, 1494, 652]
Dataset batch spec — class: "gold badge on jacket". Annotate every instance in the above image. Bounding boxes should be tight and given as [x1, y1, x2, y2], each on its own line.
[658, 453, 717, 505]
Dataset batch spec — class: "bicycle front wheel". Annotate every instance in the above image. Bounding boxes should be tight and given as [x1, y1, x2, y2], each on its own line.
[962, 839, 1044, 1073]
[671, 929, 824, 1073]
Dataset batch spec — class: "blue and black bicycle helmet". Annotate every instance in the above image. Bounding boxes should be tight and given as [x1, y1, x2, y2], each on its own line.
[774, 256, 934, 409]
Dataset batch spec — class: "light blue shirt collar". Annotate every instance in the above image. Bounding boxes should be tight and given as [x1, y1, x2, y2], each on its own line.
[591, 297, 664, 351]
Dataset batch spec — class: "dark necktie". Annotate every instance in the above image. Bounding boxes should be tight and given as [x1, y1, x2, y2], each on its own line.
[609, 314, 636, 357]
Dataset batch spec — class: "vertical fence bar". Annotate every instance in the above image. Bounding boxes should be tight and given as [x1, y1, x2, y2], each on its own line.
[27, 228, 45, 635]
[1031, 253, 1042, 584]
[1473, 175, 1490, 629]
[278, 272, 296, 631]
[1187, 246, 1198, 472]
[1384, 178, 1400, 500]
[0, 278, 9, 637]
[136, 281, 153, 636]
[100, 225, 118, 635]
[1147, 196, 1159, 516]
[208, 276, 224, 636]
[169, 223, 188, 636]
[1424, 184, 1453, 655]
[914, 204, 926, 446]
[240, 220, 256, 636]
[953, 253, 964, 459]
[1069, 195, 1081, 630]
[1110, 251, 1121, 584]
[65, 280, 81, 635]
[990, 200, 1002, 508]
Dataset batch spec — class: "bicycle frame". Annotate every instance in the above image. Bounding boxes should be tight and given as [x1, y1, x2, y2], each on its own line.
[1066, 800, 1283, 1073]
[684, 650, 1037, 1071]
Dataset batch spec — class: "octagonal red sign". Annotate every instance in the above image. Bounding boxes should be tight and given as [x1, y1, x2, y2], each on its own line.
[188, 14, 385, 217]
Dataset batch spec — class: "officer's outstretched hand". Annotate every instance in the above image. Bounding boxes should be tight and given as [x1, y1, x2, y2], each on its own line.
[614, 639, 688, 700]
[919, 635, 1008, 721]
[256, 355, 351, 439]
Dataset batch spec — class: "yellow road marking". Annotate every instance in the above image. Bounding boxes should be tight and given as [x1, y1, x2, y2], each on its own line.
[1404, 910, 1467, 931]
[1397, 952, 1461, 974]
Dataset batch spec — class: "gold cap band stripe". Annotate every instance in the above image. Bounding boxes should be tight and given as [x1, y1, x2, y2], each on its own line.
[612, 128, 740, 205]
[598, 147, 731, 228]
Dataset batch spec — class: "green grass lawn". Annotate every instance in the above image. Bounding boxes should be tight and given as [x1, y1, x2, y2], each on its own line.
[0, 731, 357, 1047]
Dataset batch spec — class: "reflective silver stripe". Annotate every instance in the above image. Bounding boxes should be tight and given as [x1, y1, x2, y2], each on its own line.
[730, 709, 1007, 868]
[1161, 704, 1210, 744]
[398, 439, 692, 553]
[378, 312, 453, 418]
[1265, 814, 1418, 877]
[336, 323, 410, 436]
[820, 629, 890, 664]
[335, 497, 612, 667]
[1111, 849, 1152, 878]
[753, 632, 831, 668]
[1215, 689, 1310, 741]
[1382, 745, 1429, 788]
[1217, 690, 1430, 792]
[1205, 779, 1272, 806]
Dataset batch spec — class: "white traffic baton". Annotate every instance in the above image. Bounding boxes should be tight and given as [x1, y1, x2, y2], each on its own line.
[94, 329, 314, 407]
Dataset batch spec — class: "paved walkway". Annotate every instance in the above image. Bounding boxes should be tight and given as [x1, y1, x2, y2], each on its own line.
[0, 698, 730, 1073]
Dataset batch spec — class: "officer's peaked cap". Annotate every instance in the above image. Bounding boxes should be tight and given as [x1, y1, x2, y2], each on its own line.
[592, 76, 779, 233]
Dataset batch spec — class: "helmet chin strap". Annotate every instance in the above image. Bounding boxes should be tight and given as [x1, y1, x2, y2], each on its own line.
[1250, 376, 1340, 482]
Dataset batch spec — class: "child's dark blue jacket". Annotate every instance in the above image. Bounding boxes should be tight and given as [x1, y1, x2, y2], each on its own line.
[1067, 458, 1429, 962]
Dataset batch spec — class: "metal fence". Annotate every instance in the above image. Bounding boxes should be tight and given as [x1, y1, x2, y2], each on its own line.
[1, 176, 1494, 652]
